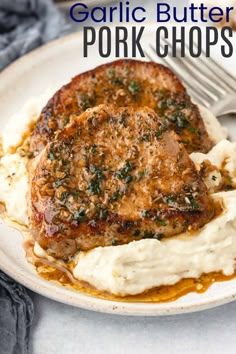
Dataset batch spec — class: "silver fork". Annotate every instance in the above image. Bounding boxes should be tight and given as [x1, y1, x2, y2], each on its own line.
[145, 39, 236, 117]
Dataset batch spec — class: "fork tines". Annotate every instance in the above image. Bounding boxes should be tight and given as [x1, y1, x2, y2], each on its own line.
[145, 39, 236, 110]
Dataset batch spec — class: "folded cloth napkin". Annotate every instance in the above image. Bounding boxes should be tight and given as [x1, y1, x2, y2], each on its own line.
[0, 271, 34, 354]
[0, 0, 72, 71]
[0, 1, 72, 353]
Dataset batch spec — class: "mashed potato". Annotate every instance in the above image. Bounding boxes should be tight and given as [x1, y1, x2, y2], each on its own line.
[198, 105, 227, 144]
[0, 90, 55, 226]
[73, 191, 236, 296]
[2, 89, 55, 154]
[0, 153, 28, 226]
[191, 139, 236, 193]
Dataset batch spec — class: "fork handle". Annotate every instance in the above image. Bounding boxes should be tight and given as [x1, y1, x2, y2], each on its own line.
[210, 95, 236, 117]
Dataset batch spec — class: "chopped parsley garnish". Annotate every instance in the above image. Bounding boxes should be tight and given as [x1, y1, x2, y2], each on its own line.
[47, 151, 55, 160]
[155, 124, 168, 139]
[139, 134, 150, 142]
[141, 210, 149, 218]
[142, 230, 165, 240]
[87, 179, 101, 195]
[99, 208, 109, 221]
[153, 233, 165, 240]
[118, 115, 127, 126]
[72, 208, 87, 223]
[116, 160, 134, 182]
[167, 111, 188, 129]
[87, 165, 105, 195]
[79, 93, 93, 111]
[64, 117, 69, 124]
[155, 130, 163, 138]
[90, 144, 98, 154]
[190, 200, 200, 210]
[111, 77, 123, 85]
[128, 81, 140, 94]
[132, 229, 141, 237]
[154, 217, 168, 226]
[157, 99, 167, 111]
[89, 165, 104, 180]
[60, 190, 78, 202]
[184, 195, 200, 211]
[109, 188, 124, 202]
[107, 69, 115, 77]
[111, 239, 119, 246]
[189, 127, 199, 133]
[166, 98, 177, 107]
[60, 191, 69, 202]
[143, 230, 154, 238]
[124, 175, 133, 184]
[163, 194, 176, 205]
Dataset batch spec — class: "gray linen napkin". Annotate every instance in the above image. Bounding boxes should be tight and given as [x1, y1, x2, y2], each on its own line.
[0, 271, 34, 354]
[0, 0, 72, 71]
[0, 1, 72, 353]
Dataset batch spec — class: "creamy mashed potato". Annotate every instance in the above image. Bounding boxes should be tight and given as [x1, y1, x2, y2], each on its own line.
[0, 153, 28, 226]
[0, 89, 56, 226]
[191, 140, 236, 193]
[198, 105, 227, 144]
[0, 96, 235, 297]
[73, 191, 236, 296]
[2, 89, 55, 154]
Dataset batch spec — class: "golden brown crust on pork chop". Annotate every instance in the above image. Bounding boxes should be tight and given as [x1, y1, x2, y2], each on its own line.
[30, 59, 213, 154]
[29, 105, 214, 260]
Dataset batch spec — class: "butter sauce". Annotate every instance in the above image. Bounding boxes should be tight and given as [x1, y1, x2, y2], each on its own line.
[32, 255, 236, 303]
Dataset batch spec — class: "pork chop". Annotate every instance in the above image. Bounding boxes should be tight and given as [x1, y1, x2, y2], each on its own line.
[30, 59, 213, 154]
[29, 105, 214, 260]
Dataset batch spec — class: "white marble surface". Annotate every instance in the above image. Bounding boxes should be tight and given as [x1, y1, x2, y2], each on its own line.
[30, 1, 236, 353]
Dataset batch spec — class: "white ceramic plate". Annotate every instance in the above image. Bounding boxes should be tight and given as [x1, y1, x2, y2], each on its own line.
[0, 23, 236, 316]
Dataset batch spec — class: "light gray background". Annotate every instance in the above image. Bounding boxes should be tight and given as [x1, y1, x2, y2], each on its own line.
[31, 1, 236, 353]
[31, 292, 236, 354]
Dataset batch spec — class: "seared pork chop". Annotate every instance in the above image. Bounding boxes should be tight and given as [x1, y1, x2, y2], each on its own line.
[30, 60, 213, 154]
[30, 105, 214, 260]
